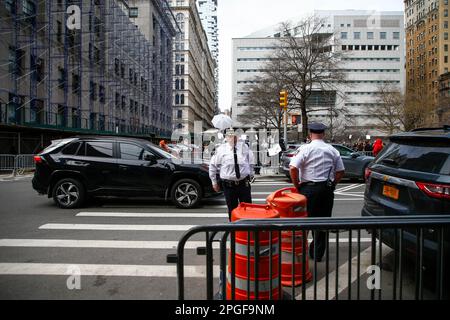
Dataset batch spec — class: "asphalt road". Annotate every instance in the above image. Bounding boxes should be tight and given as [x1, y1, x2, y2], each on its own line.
[0, 175, 427, 300]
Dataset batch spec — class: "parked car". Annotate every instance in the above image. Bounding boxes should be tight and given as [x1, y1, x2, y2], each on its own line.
[280, 143, 374, 181]
[32, 136, 218, 209]
[362, 126, 450, 270]
[332, 144, 375, 181]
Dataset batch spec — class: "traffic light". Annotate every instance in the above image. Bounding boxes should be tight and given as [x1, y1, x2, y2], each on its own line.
[279, 90, 288, 109]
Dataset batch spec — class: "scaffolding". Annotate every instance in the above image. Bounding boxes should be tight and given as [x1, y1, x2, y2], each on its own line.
[0, 0, 176, 141]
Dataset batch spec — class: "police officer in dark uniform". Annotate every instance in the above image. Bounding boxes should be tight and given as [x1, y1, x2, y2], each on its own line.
[289, 123, 345, 261]
[209, 128, 255, 220]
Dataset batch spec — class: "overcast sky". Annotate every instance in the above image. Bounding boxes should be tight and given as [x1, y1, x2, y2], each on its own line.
[217, 0, 404, 112]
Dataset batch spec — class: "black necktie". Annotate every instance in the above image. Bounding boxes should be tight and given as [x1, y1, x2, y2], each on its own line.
[233, 145, 241, 180]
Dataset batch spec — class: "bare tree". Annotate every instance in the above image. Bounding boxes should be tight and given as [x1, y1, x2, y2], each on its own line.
[369, 84, 405, 134]
[403, 91, 437, 131]
[238, 76, 287, 130]
[238, 15, 347, 138]
[271, 17, 347, 139]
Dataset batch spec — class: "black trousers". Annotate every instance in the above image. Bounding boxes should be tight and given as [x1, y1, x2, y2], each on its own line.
[222, 180, 252, 220]
[297, 183, 335, 259]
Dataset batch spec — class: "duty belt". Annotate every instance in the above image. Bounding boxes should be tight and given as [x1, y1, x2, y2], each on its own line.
[222, 176, 250, 187]
[301, 181, 327, 186]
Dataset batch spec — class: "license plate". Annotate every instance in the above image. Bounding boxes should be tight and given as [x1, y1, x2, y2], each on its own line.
[382, 185, 399, 200]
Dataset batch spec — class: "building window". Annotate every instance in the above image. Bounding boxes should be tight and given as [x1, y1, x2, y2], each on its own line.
[31, 56, 44, 82]
[90, 82, 97, 101]
[129, 7, 138, 18]
[58, 68, 66, 89]
[393, 32, 400, 39]
[99, 85, 105, 103]
[4, 0, 15, 13]
[380, 32, 387, 40]
[445, 21, 449, 29]
[354, 32, 360, 40]
[180, 94, 185, 105]
[367, 32, 374, 39]
[121, 63, 125, 78]
[115, 92, 120, 107]
[72, 74, 80, 94]
[177, 110, 182, 119]
[115, 59, 120, 76]
[341, 32, 348, 39]
[23, 0, 36, 17]
[57, 20, 63, 43]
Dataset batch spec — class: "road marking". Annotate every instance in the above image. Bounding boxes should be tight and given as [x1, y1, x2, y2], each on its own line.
[335, 184, 363, 192]
[39, 224, 196, 231]
[76, 212, 229, 218]
[101, 197, 364, 208]
[296, 242, 391, 300]
[334, 192, 364, 198]
[0, 263, 220, 278]
[0, 238, 373, 249]
[0, 239, 220, 249]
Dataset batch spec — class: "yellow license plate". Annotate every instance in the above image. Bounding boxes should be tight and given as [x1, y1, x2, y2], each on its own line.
[383, 185, 399, 200]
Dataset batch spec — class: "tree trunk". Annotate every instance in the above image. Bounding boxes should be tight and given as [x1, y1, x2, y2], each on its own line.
[301, 101, 308, 140]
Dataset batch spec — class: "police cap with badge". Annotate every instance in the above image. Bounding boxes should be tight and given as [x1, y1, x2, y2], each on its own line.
[308, 122, 328, 134]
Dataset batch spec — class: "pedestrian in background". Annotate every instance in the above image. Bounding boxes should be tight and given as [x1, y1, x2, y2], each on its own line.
[289, 123, 345, 261]
[373, 138, 384, 157]
[209, 128, 255, 220]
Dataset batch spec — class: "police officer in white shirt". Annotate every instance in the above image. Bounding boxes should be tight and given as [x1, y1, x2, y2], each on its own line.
[209, 128, 255, 220]
[289, 123, 345, 261]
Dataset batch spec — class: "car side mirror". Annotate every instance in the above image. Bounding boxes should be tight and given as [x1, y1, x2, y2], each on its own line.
[144, 154, 157, 164]
[351, 152, 360, 159]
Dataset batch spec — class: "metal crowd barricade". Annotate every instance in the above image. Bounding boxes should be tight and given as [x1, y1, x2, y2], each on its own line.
[173, 216, 450, 300]
[0, 154, 35, 175]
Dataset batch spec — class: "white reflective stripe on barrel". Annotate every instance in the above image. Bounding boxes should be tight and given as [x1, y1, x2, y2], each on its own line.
[227, 272, 279, 292]
[234, 242, 279, 257]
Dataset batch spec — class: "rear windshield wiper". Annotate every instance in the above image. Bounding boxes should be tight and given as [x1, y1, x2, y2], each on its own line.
[380, 158, 399, 166]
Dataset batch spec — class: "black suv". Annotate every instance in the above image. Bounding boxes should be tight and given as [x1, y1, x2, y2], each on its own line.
[32, 136, 217, 209]
[362, 126, 450, 267]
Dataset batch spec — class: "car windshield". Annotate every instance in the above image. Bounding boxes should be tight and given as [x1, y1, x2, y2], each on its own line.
[376, 141, 450, 175]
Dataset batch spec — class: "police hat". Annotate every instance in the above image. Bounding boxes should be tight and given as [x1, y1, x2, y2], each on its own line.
[308, 122, 328, 133]
[224, 128, 236, 136]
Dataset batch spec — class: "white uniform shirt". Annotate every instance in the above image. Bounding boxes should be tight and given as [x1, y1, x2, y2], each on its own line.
[209, 141, 255, 184]
[289, 139, 345, 183]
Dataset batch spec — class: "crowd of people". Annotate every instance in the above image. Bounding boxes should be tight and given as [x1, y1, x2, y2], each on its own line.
[341, 138, 384, 157]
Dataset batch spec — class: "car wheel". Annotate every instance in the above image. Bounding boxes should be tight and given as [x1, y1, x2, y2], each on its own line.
[171, 179, 202, 209]
[52, 178, 86, 209]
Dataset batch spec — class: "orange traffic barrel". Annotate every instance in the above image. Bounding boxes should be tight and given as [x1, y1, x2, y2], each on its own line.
[267, 188, 312, 287]
[226, 203, 280, 300]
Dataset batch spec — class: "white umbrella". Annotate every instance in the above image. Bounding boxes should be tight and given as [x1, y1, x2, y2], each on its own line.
[211, 114, 233, 131]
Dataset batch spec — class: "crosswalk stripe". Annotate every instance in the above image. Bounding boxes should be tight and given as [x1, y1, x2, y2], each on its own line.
[0, 238, 374, 249]
[39, 224, 196, 231]
[100, 198, 362, 208]
[76, 212, 229, 218]
[0, 263, 220, 278]
[0, 239, 220, 249]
